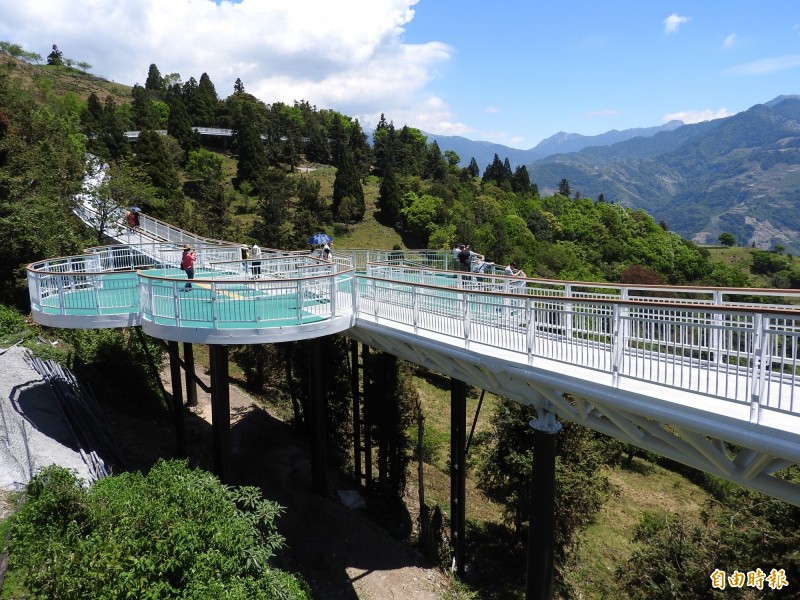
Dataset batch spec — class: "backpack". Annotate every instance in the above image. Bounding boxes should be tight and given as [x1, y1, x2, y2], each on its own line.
[458, 249, 471, 264]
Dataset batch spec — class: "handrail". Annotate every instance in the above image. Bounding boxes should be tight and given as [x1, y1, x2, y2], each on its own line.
[138, 267, 354, 331]
[365, 263, 800, 309]
[352, 272, 800, 421]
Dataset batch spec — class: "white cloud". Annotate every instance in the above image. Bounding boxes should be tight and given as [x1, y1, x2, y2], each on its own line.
[723, 33, 737, 49]
[723, 54, 800, 76]
[378, 96, 473, 137]
[664, 14, 690, 34]
[662, 108, 731, 124]
[484, 105, 500, 114]
[0, 0, 453, 131]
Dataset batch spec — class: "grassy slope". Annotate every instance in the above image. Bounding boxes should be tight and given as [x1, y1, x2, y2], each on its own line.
[0, 53, 131, 102]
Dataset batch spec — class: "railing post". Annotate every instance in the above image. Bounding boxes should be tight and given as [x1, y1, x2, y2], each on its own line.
[297, 278, 304, 324]
[413, 286, 419, 334]
[564, 283, 573, 340]
[463, 293, 471, 347]
[329, 271, 337, 316]
[374, 279, 381, 323]
[750, 314, 768, 424]
[711, 290, 724, 367]
[611, 304, 624, 387]
[351, 273, 360, 318]
[56, 276, 66, 316]
[526, 298, 536, 364]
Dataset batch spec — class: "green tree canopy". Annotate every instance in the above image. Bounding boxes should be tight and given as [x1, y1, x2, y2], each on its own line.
[7, 461, 310, 598]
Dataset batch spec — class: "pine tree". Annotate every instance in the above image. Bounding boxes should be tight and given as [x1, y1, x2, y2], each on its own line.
[133, 129, 180, 203]
[378, 167, 402, 225]
[144, 63, 165, 96]
[466, 157, 480, 178]
[332, 152, 364, 222]
[131, 84, 161, 130]
[166, 84, 198, 154]
[510, 165, 531, 193]
[424, 141, 445, 181]
[193, 72, 219, 126]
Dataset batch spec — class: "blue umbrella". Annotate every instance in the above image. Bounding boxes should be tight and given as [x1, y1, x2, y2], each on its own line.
[129, 206, 142, 212]
[307, 233, 332, 245]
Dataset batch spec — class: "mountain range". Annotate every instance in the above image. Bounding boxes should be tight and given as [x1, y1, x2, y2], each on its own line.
[423, 95, 800, 253]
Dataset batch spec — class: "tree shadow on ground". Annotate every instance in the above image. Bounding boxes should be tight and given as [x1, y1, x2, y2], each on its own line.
[462, 520, 526, 599]
[229, 403, 437, 599]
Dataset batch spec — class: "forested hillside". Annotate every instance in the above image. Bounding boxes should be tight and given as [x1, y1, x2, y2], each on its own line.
[1, 50, 799, 599]
[526, 97, 800, 254]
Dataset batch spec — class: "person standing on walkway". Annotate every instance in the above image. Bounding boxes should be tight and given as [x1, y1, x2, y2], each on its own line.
[250, 243, 262, 278]
[457, 245, 472, 272]
[180, 245, 196, 291]
[126, 210, 137, 233]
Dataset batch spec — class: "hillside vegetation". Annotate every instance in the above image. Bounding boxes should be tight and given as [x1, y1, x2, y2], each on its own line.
[1, 49, 798, 599]
[527, 98, 800, 254]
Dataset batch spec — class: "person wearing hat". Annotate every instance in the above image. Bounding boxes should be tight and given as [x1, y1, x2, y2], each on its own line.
[180, 245, 196, 291]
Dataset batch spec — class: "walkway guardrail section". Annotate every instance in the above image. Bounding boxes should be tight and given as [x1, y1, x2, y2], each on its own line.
[138, 269, 353, 328]
[28, 253, 137, 316]
[27, 250, 800, 420]
[28, 248, 354, 328]
[357, 266, 800, 419]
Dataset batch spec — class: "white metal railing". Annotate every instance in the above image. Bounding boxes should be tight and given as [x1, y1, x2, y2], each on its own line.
[26, 244, 800, 422]
[27, 253, 141, 316]
[138, 269, 353, 329]
[366, 264, 800, 308]
[352, 271, 800, 420]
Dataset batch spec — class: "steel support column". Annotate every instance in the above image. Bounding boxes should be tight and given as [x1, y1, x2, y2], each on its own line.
[350, 339, 362, 485]
[167, 340, 186, 458]
[526, 411, 562, 600]
[209, 345, 231, 483]
[308, 337, 327, 496]
[363, 344, 373, 488]
[183, 342, 198, 408]
[450, 377, 467, 578]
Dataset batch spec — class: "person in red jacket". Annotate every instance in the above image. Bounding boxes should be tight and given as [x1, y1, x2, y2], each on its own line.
[180, 245, 196, 291]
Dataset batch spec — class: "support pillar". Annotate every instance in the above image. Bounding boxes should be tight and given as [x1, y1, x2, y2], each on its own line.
[183, 342, 198, 408]
[308, 338, 327, 496]
[526, 410, 562, 600]
[167, 341, 186, 458]
[350, 339, 362, 486]
[362, 344, 373, 488]
[209, 345, 231, 483]
[450, 377, 467, 578]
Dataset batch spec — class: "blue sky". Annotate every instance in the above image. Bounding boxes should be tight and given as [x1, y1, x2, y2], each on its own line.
[1, 1, 798, 149]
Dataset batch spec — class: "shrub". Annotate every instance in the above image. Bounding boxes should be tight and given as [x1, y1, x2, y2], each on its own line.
[7, 460, 310, 599]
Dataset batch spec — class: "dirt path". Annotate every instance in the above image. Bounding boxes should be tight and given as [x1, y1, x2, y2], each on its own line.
[103, 364, 453, 599]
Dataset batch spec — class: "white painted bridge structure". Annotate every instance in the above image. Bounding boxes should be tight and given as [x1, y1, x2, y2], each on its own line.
[27, 206, 800, 506]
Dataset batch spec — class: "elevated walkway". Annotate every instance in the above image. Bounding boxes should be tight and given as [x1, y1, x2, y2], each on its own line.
[26, 206, 800, 505]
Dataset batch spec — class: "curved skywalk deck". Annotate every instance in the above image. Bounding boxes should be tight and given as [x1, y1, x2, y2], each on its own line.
[27, 211, 800, 505]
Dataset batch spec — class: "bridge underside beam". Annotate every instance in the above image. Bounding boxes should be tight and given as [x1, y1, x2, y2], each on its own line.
[345, 326, 800, 507]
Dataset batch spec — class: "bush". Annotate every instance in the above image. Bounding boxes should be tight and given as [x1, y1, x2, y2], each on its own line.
[0, 304, 26, 337]
[7, 460, 310, 599]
